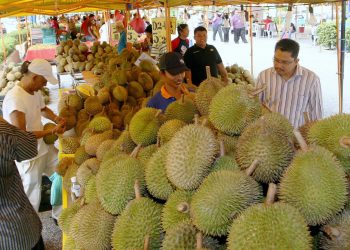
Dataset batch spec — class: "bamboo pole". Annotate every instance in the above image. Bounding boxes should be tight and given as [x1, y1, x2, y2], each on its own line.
[339, 0, 346, 113]
[17, 17, 22, 45]
[249, 5, 254, 76]
[335, 2, 342, 113]
[164, 1, 172, 52]
[25, 16, 30, 46]
[0, 18, 6, 64]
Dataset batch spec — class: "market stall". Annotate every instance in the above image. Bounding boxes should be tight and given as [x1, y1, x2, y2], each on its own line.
[0, 1, 348, 250]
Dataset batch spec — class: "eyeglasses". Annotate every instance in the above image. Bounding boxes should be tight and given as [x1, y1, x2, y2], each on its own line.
[273, 57, 295, 65]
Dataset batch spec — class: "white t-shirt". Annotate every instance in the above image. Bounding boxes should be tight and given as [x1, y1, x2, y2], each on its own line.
[2, 85, 48, 159]
[99, 23, 109, 43]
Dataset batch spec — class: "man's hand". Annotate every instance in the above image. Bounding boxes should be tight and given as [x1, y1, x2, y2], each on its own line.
[55, 116, 66, 126]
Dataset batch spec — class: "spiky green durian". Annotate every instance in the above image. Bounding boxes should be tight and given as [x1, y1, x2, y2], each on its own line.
[165, 96, 197, 123]
[166, 124, 218, 190]
[209, 84, 261, 135]
[129, 107, 162, 146]
[70, 202, 116, 250]
[137, 144, 158, 166]
[236, 120, 294, 183]
[227, 203, 312, 250]
[85, 175, 98, 204]
[74, 146, 91, 165]
[145, 144, 174, 200]
[319, 210, 350, 250]
[96, 139, 115, 161]
[195, 77, 223, 116]
[162, 190, 194, 232]
[58, 202, 81, 234]
[157, 119, 186, 145]
[308, 114, 350, 173]
[279, 146, 348, 225]
[85, 130, 113, 156]
[162, 221, 221, 250]
[191, 170, 262, 236]
[96, 157, 145, 215]
[111, 197, 163, 250]
[88, 116, 112, 133]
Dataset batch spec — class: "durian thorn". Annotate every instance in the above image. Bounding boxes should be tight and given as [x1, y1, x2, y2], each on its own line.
[177, 202, 190, 213]
[196, 232, 203, 249]
[134, 179, 142, 200]
[143, 235, 150, 250]
[323, 226, 341, 240]
[181, 94, 185, 104]
[303, 112, 310, 124]
[265, 183, 277, 206]
[205, 66, 211, 79]
[248, 84, 266, 98]
[194, 114, 199, 125]
[219, 140, 225, 157]
[155, 109, 162, 118]
[246, 159, 259, 176]
[201, 118, 208, 126]
[262, 102, 272, 113]
[293, 130, 309, 152]
[130, 144, 142, 158]
[156, 136, 161, 148]
[339, 136, 350, 148]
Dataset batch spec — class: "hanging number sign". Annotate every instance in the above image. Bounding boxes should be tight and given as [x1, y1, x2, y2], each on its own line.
[127, 23, 139, 43]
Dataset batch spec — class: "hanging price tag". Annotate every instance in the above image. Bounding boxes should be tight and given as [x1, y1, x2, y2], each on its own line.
[127, 23, 139, 43]
[170, 17, 177, 35]
[152, 18, 166, 46]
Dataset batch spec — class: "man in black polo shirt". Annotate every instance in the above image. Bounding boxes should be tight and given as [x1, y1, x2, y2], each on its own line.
[184, 26, 228, 86]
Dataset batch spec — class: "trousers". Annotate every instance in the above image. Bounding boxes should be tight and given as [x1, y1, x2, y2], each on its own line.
[16, 145, 58, 212]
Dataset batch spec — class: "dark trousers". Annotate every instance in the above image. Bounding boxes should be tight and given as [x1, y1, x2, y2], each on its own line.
[233, 27, 248, 43]
[32, 236, 45, 250]
[213, 25, 223, 42]
[223, 27, 230, 42]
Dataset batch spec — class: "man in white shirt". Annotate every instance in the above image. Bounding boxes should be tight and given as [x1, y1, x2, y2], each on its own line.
[256, 39, 323, 128]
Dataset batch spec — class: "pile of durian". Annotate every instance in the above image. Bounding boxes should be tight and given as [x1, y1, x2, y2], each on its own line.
[226, 64, 255, 85]
[55, 39, 117, 75]
[53, 64, 349, 250]
[0, 62, 22, 96]
[0, 62, 50, 103]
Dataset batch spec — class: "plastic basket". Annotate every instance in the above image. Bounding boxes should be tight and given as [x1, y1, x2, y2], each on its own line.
[42, 28, 55, 36]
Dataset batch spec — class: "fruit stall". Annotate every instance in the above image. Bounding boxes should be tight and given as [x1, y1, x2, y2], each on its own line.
[0, 0, 348, 250]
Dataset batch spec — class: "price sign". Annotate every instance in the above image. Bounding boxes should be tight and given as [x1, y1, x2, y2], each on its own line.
[152, 18, 166, 46]
[170, 17, 177, 35]
[127, 23, 139, 43]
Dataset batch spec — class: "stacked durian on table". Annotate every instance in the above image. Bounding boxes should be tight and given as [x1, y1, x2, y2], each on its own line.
[52, 55, 350, 250]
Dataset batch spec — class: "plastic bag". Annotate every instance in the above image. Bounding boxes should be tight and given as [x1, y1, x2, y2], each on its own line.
[130, 9, 146, 34]
[49, 172, 62, 206]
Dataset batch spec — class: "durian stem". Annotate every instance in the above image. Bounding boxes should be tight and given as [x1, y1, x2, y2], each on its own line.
[293, 130, 309, 152]
[181, 94, 185, 104]
[194, 114, 199, 125]
[303, 112, 310, 124]
[219, 140, 225, 157]
[265, 183, 277, 206]
[177, 202, 190, 213]
[248, 84, 266, 98]
[143, 235, 150, 250]
[196, 232, 203, 249]
[323, 226, 341, 240]
[205, 66, 211, 79]
[156, 136, 161, 147]
[246, 159, 259, 176]
[201, 118, 208, 126]
[130, 144, 142, 158]
[134, 179, 142, 200]
[339, 136, 350, 148]
[155, 109, 162, 118]
[262, 102, 272, 113]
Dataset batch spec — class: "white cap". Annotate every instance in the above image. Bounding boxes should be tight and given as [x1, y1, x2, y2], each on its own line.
[28, 59, 58, 85]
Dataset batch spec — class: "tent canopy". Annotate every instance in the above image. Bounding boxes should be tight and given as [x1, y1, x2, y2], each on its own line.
[0, 0, 340, 18]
